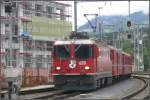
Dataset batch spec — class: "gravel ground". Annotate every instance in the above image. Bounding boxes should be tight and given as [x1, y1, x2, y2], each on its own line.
[69, 78, 143, 99]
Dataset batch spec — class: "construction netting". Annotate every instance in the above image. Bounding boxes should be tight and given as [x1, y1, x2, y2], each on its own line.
[22, 1, 72, 40]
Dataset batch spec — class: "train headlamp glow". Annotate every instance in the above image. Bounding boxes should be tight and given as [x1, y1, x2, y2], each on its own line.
[56, 66, 61, 70]
[85, 66, 90, 70]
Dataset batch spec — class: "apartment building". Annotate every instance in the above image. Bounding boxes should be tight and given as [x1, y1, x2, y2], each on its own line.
[0, 1, 72, 86]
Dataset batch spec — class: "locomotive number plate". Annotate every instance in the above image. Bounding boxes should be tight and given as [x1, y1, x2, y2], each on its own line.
[79, 61, 86, 65]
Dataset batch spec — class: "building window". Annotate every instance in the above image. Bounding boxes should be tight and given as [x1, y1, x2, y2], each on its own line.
[36, 55, 43, 68]
[23, 39, 32, 50]
[23, 55, 32, 68]
[46, 6, 54, 13]
[35, 4, 43, 16]
[46, 6, 54, 18]
[35, 4, 42, 11]
[47, 55, 51, 68]
[35, 41, 44, 51]
[23, 3, 32, 16]
[56, 8, 65, 20]
[5, 49, 17, 67]
[46, 41, 53, 51]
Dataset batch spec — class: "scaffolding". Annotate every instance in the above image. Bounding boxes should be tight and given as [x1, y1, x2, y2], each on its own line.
[0, 1, 71, 88]
[0, 1, 71, 68]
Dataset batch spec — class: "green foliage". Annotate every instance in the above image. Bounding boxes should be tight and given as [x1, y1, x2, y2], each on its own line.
[143, 47, 149, 70]
[123, 40, 133, 56]
[143, 27, 150, 70]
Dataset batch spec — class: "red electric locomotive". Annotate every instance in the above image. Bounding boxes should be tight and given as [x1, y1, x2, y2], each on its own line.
[51, 33, 132, 90]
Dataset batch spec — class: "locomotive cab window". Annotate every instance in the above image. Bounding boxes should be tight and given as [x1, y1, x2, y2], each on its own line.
[53, 45, 70, 59]
[75, 45, 93, 59]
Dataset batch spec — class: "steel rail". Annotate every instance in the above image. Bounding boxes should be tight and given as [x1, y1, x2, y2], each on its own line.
[121, 75, 149, 99]
[34, 90, 90, 99]
[48, 91, 81, 99]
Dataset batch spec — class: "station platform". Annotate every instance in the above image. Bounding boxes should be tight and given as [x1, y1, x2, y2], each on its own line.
[21, 84, 54, 91]
[20, 84, 55, 94]
[0, 84, 54, 95]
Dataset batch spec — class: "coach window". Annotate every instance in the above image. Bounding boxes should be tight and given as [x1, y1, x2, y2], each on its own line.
[125, 56, 127, 66]
[106, 49, 109, 59]
[104, 49, 107, 59]
[99, 49, 103, 58]
[124, 56, 125, 65]
[108, 49, 110, 61]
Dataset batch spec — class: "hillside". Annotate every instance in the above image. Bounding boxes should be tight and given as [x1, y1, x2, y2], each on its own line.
[78, 11, 149, 32]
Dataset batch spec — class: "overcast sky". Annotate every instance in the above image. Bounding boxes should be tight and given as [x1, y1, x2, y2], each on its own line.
[58, 1, 149, 28]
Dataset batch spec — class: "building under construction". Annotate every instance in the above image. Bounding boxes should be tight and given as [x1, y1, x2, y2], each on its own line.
[0, 1, 72, 89]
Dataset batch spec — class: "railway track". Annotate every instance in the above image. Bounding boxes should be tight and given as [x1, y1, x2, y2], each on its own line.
[24, 74, 150, 100]
[46, 91, 81, 99]
[21, 89, 66, 100]
[32, 90, 84, 100]
[2, 73, 149, 100]
[120, 73, 150, 100]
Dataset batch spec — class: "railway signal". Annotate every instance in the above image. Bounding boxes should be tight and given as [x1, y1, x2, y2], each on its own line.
[127, 20, 131, 28]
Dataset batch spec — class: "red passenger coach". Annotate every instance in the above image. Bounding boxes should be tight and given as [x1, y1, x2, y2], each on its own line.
[51, 35, 132, 90]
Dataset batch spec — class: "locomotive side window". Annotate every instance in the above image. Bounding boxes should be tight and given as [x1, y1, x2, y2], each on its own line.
[108, 48, 110, 61]
[106, 48, 109, 60]
[124, 56, 128, 66]
[75, 45, 93, 59]
[99, 48, 103, 58]
[124, 55, 126, 66]
[54, 45, 70, 59]
[98, 48, 103, 62]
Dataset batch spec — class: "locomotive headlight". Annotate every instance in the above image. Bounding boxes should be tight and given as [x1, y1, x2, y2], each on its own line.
[56, 66, 61, 70]
[85, 66, 90, 70]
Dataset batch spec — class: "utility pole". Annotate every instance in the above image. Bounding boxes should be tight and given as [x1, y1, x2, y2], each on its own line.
[148, 4, 150, 100]
[98, 7, 103, 41]
[74, 0, 77, 32]
[133, 25, 136, 71]
[98, 7, 103, 16]
[133, 24, 147, 71]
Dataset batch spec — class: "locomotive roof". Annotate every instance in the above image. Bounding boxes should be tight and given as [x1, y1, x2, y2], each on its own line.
[54, 39, 95, 45]
[54, 39, 131, 56]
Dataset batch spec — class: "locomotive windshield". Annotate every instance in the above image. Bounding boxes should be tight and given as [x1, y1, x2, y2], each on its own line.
[75, 45, 93, 59]
[54, 45, 70, 59]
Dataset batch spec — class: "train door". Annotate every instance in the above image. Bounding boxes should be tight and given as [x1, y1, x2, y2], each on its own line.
[97, 46, 103, 72]
[118, 51, 122, 75]
[113, 49, 118, 80]
[94, 45, 98, 72]
[122, 54, 125, 75]
[110, 49, 115, 76]
[116, 50, 122, 79]
[116, 51, 119, 78]
[124, 55, 127, 74]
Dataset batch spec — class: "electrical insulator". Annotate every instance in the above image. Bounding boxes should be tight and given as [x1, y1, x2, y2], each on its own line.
[127, 20, 131, 27]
